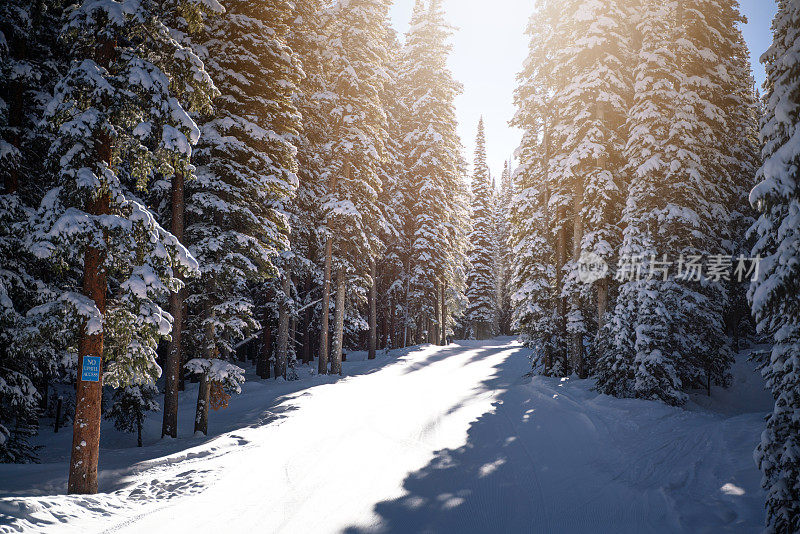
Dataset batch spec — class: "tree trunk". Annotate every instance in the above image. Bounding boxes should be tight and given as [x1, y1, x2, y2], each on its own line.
[275, 275, 290, 379]
[319, 236, 332, 375]
[67, 196, 108, 494]
[441, 280, 447, 345]
[162, 171, 185, 439]
[389, 296, 395, 349]
[433, 283, 441, 345]
[597, 278, 609, 330]
[137, 413, 143, 448]
[179, 298, 187, 392]
[595, 102, 609, 333]
[331, 269, 346, 375]
[257, 317, 272, 379]
[194, 294, 215, 435]
[302, 276, 312, 364]
[368, 259, 377, 360]
[571, 178, 585, 377]
[67, 126, 111, 494]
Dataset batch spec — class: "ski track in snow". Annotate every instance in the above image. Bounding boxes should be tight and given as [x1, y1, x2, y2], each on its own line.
[0, 338, 771, 533]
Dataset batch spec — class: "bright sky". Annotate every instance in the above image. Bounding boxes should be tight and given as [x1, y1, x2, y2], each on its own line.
[389, 0, 778, 181]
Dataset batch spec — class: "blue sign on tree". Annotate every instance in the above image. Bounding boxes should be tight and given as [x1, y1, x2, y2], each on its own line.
[81, 356, 101, 383]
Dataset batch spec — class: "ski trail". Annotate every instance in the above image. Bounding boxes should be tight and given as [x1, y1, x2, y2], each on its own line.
[0, 339, 768, 533]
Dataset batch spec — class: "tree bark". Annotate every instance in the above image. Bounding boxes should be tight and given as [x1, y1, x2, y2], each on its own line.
[319, 237, 332, 375]
[597, 278, 609, 330]
[302, 277, 312, 364]
[368, 259, 377, 360]
[275, 275, 290, 379]
[162, 171, 184, 439]
[67, 192, 109, 494]
[257, 317, 272, 379]
[331, 269, 345, 375]
[571, 178, 585, 377]
[67, 96, 113, 492]
[441, 280, 447, 345]
[389, 296, 395, 349]
[595, 101, 609, 333]
[194, 292, 215, 435]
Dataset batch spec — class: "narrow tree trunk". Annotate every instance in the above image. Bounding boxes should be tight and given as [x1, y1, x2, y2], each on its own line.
[331, 269, 346, 375]
[571, 179, 585, 377]
[302, 277, 312, 364]
[368, 259, 377, 360]
[67, 147, 110, 494]
[137, 413, 143, 448]
[441, 280, 447, 345]
[595, 102, 609, 333]
[597, 278, 609, 330]
[275, 276, 290, 379]
[433, 283, 441, 345]
[257, 318, 272, 379]
[194, 295, 215, 435]
[179, 299, 187, 392]
[162, 171, 185, 439]
[555, 208, 567, 321]
[319, 237, 332, 375]
[389, 296, 395, 349]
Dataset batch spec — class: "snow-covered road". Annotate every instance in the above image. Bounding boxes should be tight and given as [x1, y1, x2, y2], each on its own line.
[0, 339, 770, 533]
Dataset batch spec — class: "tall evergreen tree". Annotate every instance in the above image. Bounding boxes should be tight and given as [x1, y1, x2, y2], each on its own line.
[494, 161, 514, 335]
[319, 0, 391, 373]
[0, 0, 68, 462]
[396, 0, 465, 345]
[465, 118, 496, 339]
[30, 0, 217, 492]
[510, 0, 567, 372]
[750, 1, 800, 530]
[548, 0, 631, 376]
[186, 0, 301, 434]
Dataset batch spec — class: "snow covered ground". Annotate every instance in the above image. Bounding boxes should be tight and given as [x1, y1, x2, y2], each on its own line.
[0, 338, 772, 533]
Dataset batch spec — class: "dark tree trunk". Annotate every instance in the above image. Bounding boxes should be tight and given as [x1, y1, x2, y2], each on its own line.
[137, 414, 143, 448]
[571, 179, 585, 378]
[368, 259, 376, 359]
[302, 277, 312, 364]
[441, 281, 447, 345]
[331, 269, 345, 375]
[319, 237, 331, 375]
[194, 293, 215, 435]
[275, 276, 290, 379]
[257, 318, 272, 379]
[162, 171, 185, 439]
[68, 191, 109, 495]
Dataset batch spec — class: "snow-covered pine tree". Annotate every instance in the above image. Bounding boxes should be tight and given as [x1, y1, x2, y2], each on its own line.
[716, 4, 761, 352]
[494, 161, 514, 336]
[596, 0, 743, 403]
[154, 0, 226, 441]
[371, 26, 403, 353]
[508, 159, 562, 374]
[0, 0, 68, 462]
[31, 0, 215, 492]
[285, 0, 329, 368]
[594, 0, 686, 403]
[547, 0, 631, 377]
[396, 0, 464, 345]
[750, 1, 800, 530]
[658, 0, 738, 392]
[465, 118, 496, 340]
[187, 0, 301, 433]
[319, 0, 391, 373]
[510, 0, 567, 372]
[105, 383, 159, 447]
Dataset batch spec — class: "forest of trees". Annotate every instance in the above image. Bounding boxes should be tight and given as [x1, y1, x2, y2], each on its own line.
[0, 0, 798, 530]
